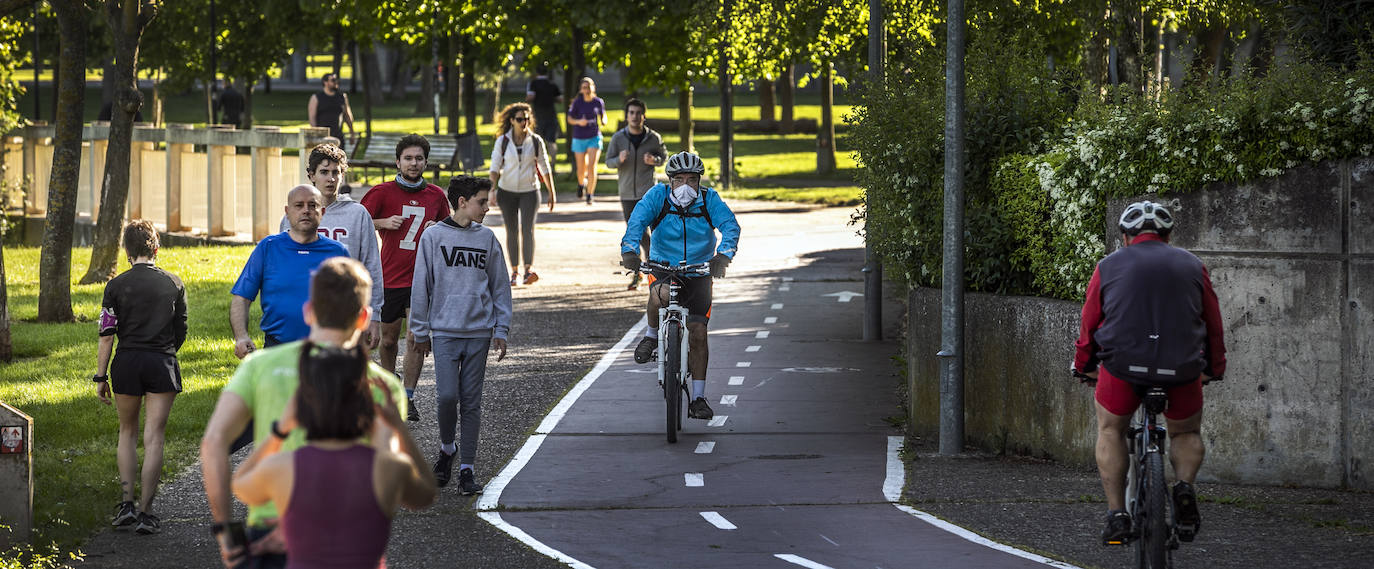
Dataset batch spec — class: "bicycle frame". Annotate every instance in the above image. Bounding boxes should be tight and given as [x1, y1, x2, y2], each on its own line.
[642, 261, 709, 443]
[1125, 387, 1174, 569]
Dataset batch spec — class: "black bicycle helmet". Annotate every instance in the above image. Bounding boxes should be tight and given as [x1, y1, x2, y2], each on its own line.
[1118, 201, 1175, 236]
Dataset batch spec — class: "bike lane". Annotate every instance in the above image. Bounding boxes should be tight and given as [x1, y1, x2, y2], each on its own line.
[478, 236, 1080, 568]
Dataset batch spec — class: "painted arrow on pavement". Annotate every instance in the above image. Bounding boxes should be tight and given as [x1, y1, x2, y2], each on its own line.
[823, 291, 864, 303]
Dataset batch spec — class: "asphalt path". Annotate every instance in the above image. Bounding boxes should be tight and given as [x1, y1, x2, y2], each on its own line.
[477, 205, 1078, 569]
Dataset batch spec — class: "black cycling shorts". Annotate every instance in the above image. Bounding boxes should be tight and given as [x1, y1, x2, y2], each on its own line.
[110, 350, 182, 396]
[381, 287, 411, 324]
[650, 271, 712, 324]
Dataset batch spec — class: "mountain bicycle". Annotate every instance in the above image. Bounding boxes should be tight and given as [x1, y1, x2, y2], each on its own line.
[641, 260, 710, 444]
[1079, 371, 1181, 569]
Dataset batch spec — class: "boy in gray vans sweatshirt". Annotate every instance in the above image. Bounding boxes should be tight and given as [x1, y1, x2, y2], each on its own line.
[409, 175, 512, 494]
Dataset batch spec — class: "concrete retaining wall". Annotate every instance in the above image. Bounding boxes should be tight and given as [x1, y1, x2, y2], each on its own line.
[908, 157, 1374, 489]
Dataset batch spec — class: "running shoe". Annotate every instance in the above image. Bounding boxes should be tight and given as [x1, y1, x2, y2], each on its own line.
[577, 185, 585, 199]
[1101, 509, 1132, 545]
[688, 397, 714, 420]
[111, 501, 138, 528]
[633, 337, 658, 364]
[510, 270, 519, 286]
[1173, 481, 1201, 542]
[585, 193, 593, 205]
[134, 512, 161, 535]
[433, 450, 456, 487]
[407, 397, 419, 422]
[458, 468, 484, 496]
[523, 271, 539, 285]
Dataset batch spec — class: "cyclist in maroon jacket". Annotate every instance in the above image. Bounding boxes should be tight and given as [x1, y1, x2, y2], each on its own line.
[1072, 201, 1227, 545]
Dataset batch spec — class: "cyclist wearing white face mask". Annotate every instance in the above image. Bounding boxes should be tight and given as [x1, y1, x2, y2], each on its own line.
[619, 151, 741, 420]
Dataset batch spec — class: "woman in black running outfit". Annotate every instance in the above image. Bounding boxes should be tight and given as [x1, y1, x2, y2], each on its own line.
[94, 220, 188, 534]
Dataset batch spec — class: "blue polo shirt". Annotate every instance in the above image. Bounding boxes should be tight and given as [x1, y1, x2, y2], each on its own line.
[231, 232, 348, 342]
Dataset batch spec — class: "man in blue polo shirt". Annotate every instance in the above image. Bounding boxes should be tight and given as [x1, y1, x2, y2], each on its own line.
[231, 185, 348, 359]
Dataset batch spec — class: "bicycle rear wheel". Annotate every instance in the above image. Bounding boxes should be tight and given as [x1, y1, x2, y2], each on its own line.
[1138, 452, 1169, 569]
[664, 323, 682, 443]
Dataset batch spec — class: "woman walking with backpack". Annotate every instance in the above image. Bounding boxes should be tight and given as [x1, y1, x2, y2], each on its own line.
[490, 102, 556, 285]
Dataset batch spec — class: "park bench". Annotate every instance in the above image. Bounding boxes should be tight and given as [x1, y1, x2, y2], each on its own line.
[349, 132, 485, 184]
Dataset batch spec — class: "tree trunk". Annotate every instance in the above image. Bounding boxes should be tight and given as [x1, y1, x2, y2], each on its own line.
[415, 57, 434, 114]
[486, 74, 503, 124]
[83, 0, 156, 285]
[816, 62, 836, 175]
[362, 44, 383, 107]
[1111, 0, 1145, 97]
[445, 33, 460, 135]
[242, 78, 253, 129]
[38, 0, 88, 322]
[332, 24, 343, 77]
[349, 40, 359, 93]
[0, 240, 9, 362]
[462, 40, 477, 135]
[1188, 25, 1227, 84]
[1084, 6, 1110, 88]
[778, 64, 794, 134]
[387, 44, 409, 101]
[677, 85, 693, 153]
[758, 77, 775, 124]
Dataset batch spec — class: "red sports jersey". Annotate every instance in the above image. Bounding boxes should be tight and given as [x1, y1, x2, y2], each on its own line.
[360, 181, 451, 288]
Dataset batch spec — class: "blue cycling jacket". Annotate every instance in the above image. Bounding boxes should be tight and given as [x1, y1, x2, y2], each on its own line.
[621, 183, 740, 265]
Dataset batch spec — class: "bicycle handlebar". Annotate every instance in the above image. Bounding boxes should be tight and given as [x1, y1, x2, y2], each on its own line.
[641, 261, 711, 275]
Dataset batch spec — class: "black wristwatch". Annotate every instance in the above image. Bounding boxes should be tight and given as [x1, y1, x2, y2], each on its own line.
[210, 521, 227, 536]
[270, 420, 292, 439]
[92, 374, 108, 383]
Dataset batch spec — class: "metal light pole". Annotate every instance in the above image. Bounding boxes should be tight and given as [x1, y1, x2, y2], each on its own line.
[938, 0, 967, 455]
[863, 0, 885, 342]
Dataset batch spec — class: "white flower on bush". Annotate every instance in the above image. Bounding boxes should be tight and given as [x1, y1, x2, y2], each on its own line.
[1260, 167, 1281, 177]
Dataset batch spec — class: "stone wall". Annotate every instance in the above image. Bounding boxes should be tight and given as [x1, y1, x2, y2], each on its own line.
[908, 157, 1374, 489]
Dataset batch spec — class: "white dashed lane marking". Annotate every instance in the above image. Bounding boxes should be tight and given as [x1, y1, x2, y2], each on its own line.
[708, 415, 728, 427]
[720, 395, 737, 406]
[685, 473, 704, 487]
[701, 512, 737, 530]
[695, 441, 715, 454]
[746, 345, 761, 352]
[728, 376, 745, 386]
[775, 554, 835, 569]
[771, 303, 784, 309]
[756, 331, 770, 339]
[736, 362, 752, 368]
[764, 317, 778, 324]
[780, 285, 791, 292]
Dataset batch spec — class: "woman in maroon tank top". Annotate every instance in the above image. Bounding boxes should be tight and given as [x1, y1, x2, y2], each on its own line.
[232, 343, 437, 568]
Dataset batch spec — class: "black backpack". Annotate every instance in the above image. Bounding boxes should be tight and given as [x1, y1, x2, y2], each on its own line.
[649, 187, 716, 231]
[499, 133, 544, 160]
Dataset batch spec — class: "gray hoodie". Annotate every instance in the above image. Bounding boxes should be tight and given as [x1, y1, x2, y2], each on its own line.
[280, 195, 383, 321]
[409, 218, 512, 342]
[605, 126, 666, 201]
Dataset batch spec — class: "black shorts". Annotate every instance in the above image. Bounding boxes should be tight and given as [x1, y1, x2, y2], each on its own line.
[110, 350, 182, 396]
[381, 287, 411, 324]
[650, 271, 712, 324]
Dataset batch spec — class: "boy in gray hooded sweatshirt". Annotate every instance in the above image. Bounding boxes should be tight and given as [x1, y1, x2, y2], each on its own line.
[409, 175, 512, 495]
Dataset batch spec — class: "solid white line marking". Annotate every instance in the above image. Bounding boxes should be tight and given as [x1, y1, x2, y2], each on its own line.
[764, 316, 778, 324]
[720, 395, 737, 406]
[685, 473, 704, 487]
[771, 303, 784, 309]
[736, 361, 751, 368]
[728, 376, 745, 386]
[475, 319, 650, 569]
[695, 441, 715, 454]
[756, 331, 770, 339]
[700, 511, 737, 530]
[746, 345, 761, 352]
[478, 512, 594, 569]
[708, 415, 728, 427]
[774, 554, 834, 569]
[819, 533, 839, 546]
[884, 436, 1085, 568]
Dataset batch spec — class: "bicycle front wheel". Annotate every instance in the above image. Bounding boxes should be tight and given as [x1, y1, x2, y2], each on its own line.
[1138, 452, 1169, 569]
[664, 323, 682, 444]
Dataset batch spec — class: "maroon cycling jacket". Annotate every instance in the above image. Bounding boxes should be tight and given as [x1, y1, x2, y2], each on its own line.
[1074, 233, 1227, 385]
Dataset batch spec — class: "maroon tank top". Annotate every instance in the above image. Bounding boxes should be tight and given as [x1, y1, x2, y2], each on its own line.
[282, 445, 392, 569]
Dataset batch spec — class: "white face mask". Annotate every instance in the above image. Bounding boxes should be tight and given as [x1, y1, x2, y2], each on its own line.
[670, 183, 699, 208]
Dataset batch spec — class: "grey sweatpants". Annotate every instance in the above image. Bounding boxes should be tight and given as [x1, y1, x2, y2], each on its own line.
[433, 337, 491, 466]
[497, 189, 539, 268]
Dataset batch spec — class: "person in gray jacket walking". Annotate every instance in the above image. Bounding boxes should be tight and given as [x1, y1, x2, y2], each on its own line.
[279, 144, 382, 349]
[409, 175, 512, 495]
[605, 98, 666, 290]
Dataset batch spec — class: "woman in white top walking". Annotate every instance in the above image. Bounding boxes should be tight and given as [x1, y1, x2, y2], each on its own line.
[490, 102, 557, 285]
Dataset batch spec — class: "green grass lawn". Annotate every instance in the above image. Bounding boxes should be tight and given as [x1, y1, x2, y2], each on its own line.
[15, 84, 859, 206]
[0, 246, 257, 552]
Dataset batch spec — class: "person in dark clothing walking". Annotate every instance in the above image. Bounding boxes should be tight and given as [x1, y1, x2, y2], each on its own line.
[308, 73, 355, 150]
[525, 62, 562, 174]
[217, 80, 245, 128]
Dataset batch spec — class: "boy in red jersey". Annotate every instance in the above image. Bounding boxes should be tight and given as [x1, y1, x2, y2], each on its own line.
[360, 134, 451, 420]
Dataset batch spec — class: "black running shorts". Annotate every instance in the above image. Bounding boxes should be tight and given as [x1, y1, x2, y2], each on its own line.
[381, 287, 412, 324]
[110, 350, 182, 396]
[649, 271, 712, 324]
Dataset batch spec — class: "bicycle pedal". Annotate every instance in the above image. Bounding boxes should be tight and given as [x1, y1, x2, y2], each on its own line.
[1175, 524, 1197, 543]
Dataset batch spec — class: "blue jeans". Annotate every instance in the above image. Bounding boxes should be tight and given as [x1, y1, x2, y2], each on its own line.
[433, 337, 491, 466]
